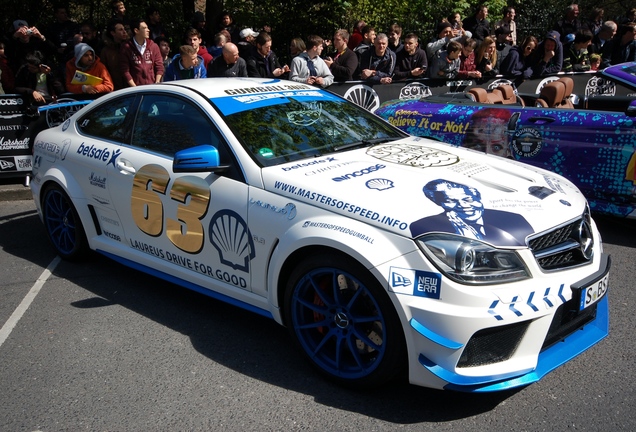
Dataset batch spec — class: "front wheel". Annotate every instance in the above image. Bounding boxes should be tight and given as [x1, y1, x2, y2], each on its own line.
[284, 253, 406, 388]
[41, 185, 89, 260]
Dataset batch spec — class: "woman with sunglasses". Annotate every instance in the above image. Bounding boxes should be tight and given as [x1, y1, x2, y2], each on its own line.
[500, 35, 537, 79]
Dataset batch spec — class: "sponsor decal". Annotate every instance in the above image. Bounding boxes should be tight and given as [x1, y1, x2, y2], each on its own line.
[487, 79, 515, 91]
[445, 80, 473, 88]
[0, 97, 24, 106]
[223, 84, 310, 96]
[249, 198, 297, 220]
[287, 101, 322, 126]
[386, 113, 469, 133]
[534, 76, 560, 94]
[15, 156, 32, 171]
[302, 221, 374, 244]
[560, 199, 571, 206]
[103, 230, 121, 242]
[528, 186, 555, 199]
[399, 83, 432, 100]
[273, 181, 408, 230]
[367, 143, 459, 168]
[0, 158, 16, 171]
[389, 267, 442, 299]
[282, 156, 337, 171]
[489, 285, 567, 321]
[512, 127, 543, 157]
[209, 209, 256, 272]
[584, 76, 616, 96]
[34, 139, 70, 163]
[365, 178, 394, 191]
[0, 136, 30, 150]
[76, 142, 121, 166]
[89, 172, 106, 189]
[100, 215, 120, 226]
[0, 124, 28, 131]
[303, 161, 355, 176]
[61, 119, 71, 131]
[129, 237, 249, 288]
[332, 163, 386, 182]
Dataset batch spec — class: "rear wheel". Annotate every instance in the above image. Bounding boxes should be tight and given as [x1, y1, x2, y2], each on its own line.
[41, 185, 88, 260]
[284, 253, 406, 388]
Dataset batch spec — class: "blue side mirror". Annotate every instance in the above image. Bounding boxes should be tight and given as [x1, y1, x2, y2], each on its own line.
[173, 145, 227, 173]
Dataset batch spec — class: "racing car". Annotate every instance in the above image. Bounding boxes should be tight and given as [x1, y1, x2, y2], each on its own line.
[31, 77, 609, 392]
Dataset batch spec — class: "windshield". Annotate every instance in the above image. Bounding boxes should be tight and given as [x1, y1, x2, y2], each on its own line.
[212, 89, 406, 167]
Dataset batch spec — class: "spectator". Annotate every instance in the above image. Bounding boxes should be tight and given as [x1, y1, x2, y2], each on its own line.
[475, 36, 498, 77]
[246, 32, 289, 78]
[617, 8, 636, 25]
[289, 37, 306, 59]
[145, 5, 165, 41]
[324, 30, 357, 82]
[154, 36, 172, 72]
[65, 43, 113, 94]
[393, 33, 427, 80]
[6, 20, 55, 74]
[553, 4, 584, 44]
[530, 31, 564, 77]
[495, 27, 513, 70]
[164, 45, 206, 81]
[586, 8, 604, 35]
[111, 0, 126, 20]
[0, 43, 15, 93]
[120, 18, 164, 86]
[218, 12, 240, 43]
[208, 33, 228, 59]
[429, 40, 462, 79]
[425, 21, 464, 62]
[601, 23, 636, 68]
[562, 30, 593, 72]
[348, 21, 365, 50]
[358, 33, 395, 84]
[457, 37, 481, 79]
[387, 24, 403, 54]
[589, 53, 601, 71]
[494, 6, 517, 46]
[500, 35, 537, 78]
[589, 21, 617, 55]
[185, 28, 212, 69]
[191, 11, 212, 47]
[46, 4, 80, 65]
[237, 28, 259, 59]
[208, 42, 247, 77]
[447, 12, 463, 35]
[290, 35, 334, 87]
[101, 19, 128, 90]
[353, 25, 376, 58]
[14, 51, 63, 104]
[79, 21, 104, 56]
[463, 4, 490, 42]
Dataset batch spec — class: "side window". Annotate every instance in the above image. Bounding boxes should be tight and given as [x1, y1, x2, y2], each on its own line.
[131, 94, 222, 157]
[77, 95, 135, 143]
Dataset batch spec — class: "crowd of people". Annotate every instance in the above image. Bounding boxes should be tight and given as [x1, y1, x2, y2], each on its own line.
[1, 1, 636, 101]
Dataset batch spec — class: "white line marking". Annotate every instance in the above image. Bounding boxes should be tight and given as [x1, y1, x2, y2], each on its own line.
[0, 256, 61, 348]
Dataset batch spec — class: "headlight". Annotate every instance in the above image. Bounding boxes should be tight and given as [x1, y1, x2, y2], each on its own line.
[416, 233, 530, 285]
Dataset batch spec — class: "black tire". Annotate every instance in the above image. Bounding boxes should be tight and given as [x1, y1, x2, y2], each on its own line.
[41, 185, 89, 261]
[284, 253, 406, 389]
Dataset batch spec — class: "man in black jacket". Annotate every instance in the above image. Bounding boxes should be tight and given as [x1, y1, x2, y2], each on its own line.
[393, 33, 427, 80]
[246, 32, 289, 78]
[324, 29, 358, 81]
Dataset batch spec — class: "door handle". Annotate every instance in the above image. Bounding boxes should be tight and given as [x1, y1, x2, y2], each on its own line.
[116, 158, 136, 175]
[528, 116, 556, 123]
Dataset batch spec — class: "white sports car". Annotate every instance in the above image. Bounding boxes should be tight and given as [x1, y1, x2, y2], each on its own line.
[30, 78, 609, 392]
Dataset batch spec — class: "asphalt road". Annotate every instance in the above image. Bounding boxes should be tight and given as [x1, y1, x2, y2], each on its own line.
[0, 196, 634, 431]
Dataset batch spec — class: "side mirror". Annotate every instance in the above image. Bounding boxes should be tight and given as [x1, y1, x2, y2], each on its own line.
[626, 100, 636, 117]
[173, 145, 229, 173]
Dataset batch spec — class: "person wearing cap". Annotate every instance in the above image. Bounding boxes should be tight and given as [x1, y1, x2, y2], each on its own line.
[7, 20, 56, 74]
[425, 21, 465, 63]
[529, 31, 564, 77]
[238, 28, 259, 59]
[494, 6, 517, 46]
[14, 50, 63, 104]
[65, 42, 114, 94]
[495, 26, 513, 69]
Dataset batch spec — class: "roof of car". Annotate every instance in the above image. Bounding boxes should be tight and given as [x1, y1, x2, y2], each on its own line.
[163, 77, 317, 99]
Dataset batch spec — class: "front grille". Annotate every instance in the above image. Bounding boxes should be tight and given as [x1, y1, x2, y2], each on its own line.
[458, 321, 529, 368]
[528, 212, 594, 271]
[541, 299, 597, 350]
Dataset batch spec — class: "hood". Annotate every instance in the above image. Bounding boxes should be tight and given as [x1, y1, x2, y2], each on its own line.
[74, 43, 95, 70]
[263, 137, 587, 246]
[545, 30, 561, 45]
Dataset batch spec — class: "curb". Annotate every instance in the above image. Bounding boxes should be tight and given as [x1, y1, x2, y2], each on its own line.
[0, 181, 33, 202]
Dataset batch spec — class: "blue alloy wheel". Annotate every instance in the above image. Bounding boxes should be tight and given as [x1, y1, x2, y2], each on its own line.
[285, 254, 405, 388]
[42, 186, 88, 260]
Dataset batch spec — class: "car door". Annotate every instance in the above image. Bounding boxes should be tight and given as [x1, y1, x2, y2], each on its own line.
[106, 91, 255, 294]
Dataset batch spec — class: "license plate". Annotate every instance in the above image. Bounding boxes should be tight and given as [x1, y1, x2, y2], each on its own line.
[579, 272, 609, 311]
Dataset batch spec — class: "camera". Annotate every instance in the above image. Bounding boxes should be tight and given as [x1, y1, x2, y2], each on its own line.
[26, 29, 33, 35]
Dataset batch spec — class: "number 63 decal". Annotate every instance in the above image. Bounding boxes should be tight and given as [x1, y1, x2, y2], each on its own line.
[131, 164, 210, 253]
